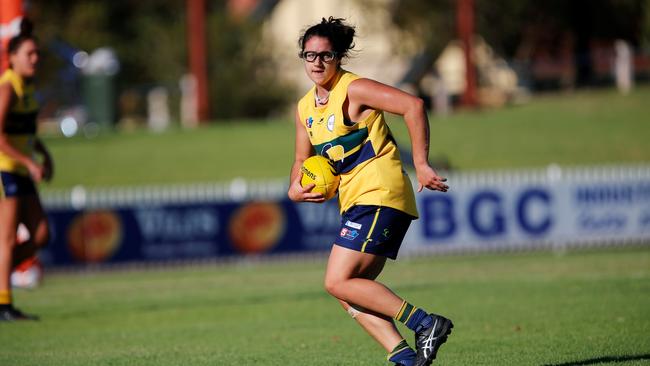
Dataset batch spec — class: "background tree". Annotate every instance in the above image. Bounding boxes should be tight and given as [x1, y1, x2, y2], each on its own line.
[389, 0, 649, 87]
[28, 0, 293, 121]
[22, 0, 650, 121]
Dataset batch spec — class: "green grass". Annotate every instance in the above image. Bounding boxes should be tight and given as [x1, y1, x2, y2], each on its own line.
[42, 86, 650, 189]
[43, 120, 297, 189]
[419, 87, 650, 169]
[2, 247, 649, 365]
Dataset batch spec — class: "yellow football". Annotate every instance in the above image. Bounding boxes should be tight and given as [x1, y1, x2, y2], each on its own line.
[300, 155, 340, 201]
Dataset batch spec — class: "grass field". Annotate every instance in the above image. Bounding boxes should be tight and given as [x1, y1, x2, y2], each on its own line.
[1, 247, 649, 365]
[42, 85, 650, 190]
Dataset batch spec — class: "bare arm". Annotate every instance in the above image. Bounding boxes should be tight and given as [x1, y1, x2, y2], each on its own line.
[0, 82, 44, 182]
[347, 78, 448, 192]
[287, 107, 325, 202]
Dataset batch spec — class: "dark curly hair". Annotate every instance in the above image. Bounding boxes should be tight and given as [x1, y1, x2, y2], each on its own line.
[8, 18, 36, 55]
[298, 17, 356, 60]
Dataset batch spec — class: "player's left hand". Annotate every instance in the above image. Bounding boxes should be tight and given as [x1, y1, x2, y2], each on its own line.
[415, 164, 448, 193]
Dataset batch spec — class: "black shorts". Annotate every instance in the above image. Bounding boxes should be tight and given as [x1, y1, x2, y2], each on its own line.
[334, 205, 415, 260]
[0, 171, 37, 199]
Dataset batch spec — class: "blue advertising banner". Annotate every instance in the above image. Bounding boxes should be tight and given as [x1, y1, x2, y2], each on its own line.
[404, 176, 650, 250]
[41, 199, 342, 266]
[40, 166, 650, 266]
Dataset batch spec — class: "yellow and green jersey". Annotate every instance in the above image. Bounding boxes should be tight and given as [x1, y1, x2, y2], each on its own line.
[297, 70, 418, 217]
[0, 68, 38, 176]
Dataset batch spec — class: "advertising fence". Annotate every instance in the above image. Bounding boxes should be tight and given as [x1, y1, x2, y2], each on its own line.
[39, 165, 650, 266]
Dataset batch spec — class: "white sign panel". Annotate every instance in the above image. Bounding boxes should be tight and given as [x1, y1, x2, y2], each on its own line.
[405, 166, 650, 251]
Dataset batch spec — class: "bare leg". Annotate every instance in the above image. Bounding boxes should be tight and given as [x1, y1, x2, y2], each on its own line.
[325, 245, 407, 352]
[325, 245, 404, 317]
[337, 299, 404, 352]
[0, 198, 19, 295]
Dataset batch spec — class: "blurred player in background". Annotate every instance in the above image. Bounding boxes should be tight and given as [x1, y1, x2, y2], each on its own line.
[0, 19, 51, 321]
[11, 222, 42, 289]
[288, 17, 453, 366]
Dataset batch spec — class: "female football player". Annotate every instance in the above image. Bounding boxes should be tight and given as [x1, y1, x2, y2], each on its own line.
[287, 17, 453, 366]
[0, 19, 51, 321]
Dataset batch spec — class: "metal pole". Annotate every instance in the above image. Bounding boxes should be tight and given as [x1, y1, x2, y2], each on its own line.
[457, 0, 477, 107]
[187, 0, 209, 122]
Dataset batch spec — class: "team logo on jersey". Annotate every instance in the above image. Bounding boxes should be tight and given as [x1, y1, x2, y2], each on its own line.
[340, 228, 359, 241]
[325, 144, 345, 162]
[327, 114, 335, 131]
[321, 143, 332, 158]
[345, 220, 362, 230]
[306, 116, 314, 128]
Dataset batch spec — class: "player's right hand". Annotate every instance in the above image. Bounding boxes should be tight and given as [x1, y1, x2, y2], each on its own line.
[288, 177, 325, 203]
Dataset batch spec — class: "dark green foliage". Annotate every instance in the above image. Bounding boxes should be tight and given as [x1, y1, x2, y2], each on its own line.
[28, 0, 293, 119]
[390, 0, 648, 57]
[205, 11, 295, 119]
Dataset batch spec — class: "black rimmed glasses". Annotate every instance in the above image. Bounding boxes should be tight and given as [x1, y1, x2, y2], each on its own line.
[300, 51, 337, 63]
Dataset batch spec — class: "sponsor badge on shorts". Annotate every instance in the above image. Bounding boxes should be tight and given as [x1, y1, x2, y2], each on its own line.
[340, 228, 359, 241]
[345, 220, 362, 230]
